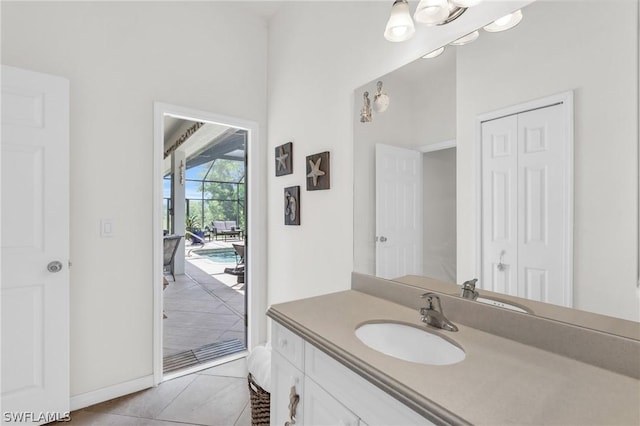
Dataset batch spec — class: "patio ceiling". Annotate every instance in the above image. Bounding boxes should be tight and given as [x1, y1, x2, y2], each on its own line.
[163, 116, 246, 176]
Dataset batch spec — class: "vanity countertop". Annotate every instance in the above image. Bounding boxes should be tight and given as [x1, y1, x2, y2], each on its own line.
[268, 290, 640, 426]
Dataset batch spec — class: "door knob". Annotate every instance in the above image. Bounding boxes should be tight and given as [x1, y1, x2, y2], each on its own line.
[47, 261, 63, 273]
[379, 236, 388, 242]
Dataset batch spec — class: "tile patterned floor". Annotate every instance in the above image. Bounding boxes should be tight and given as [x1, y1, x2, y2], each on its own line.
[163, 253, 246, 358]
[52, 243, 252, 425]
[66, 358, 251, 426]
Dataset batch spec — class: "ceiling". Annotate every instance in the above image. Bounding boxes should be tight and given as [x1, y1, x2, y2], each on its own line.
[233, 1, 285, 21]
[163, 116, 246, 175]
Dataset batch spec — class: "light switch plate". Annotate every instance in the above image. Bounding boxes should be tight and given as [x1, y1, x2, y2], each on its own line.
[101, 219, 115, 238]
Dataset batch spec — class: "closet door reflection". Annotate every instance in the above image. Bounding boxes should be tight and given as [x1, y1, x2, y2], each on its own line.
[480, 103, 571, 307]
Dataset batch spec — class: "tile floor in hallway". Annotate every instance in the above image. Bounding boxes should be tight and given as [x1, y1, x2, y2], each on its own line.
[64, 358, 251, 426]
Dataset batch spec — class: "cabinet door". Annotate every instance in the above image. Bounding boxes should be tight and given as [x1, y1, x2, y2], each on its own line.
[303, 378, 359, 426]
[271, 350, 304, 426]
[305, 343, 432, 426]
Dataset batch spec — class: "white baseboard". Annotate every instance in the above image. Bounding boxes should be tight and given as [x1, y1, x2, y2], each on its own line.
[70, 375, 154, 411]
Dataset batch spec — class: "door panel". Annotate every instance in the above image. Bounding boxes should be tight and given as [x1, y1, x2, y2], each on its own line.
[517, 104, 568, 306]
[481, 115, 518, 295]
[1, 65, 70, 424]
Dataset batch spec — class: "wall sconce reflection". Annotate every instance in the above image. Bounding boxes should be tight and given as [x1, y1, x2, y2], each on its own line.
[373, 81, 390, 113]
[360, 91, 372, 123]
[361, 81, 391, 123]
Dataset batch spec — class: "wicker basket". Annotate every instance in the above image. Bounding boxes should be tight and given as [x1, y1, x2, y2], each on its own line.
[248, 373, 270, 425]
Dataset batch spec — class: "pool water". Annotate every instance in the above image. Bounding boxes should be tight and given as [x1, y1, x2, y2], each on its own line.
[194, 249, 237, 263]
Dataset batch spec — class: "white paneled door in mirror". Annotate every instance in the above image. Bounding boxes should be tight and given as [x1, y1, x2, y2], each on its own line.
[375, 144, 423, 280]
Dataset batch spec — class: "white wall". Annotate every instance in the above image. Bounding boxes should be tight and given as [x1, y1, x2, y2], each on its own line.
[423, 148, 457, 282]
[267, 1, 530, 306]
[456, 0, 639, 321]
[1, 1, 268, 397]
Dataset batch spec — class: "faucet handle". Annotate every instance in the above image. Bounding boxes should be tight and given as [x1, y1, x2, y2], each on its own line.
[461, 278, 478, 290]
[421, 292, 441, 310]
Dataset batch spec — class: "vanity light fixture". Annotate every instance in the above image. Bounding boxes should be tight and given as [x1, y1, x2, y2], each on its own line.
[422, 46, 446, 59]
[414, 0, 450, 25]
[451, 0, 483, 7]
[384, 0, 416, 42]
[384, 0, 473, 42]
[483, 9, 523, 32]
[450, 30, 479, 45]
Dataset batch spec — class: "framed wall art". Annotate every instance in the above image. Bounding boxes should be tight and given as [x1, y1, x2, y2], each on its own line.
[275, 142, 293, 176]
[306, 151, 330, 191]
[284, 186, 300, 225]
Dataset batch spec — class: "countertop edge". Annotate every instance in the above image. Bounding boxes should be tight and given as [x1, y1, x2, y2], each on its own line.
[267, 306, 472, 426]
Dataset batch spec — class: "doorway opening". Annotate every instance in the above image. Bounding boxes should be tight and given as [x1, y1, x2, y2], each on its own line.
[153, 104, 262, 383]
[422, 146, 457, 283]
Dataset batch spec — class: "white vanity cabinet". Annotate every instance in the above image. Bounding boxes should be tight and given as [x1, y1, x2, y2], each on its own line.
[271, 321, 432, 426]
[303, 379, 359, 426]
[271, 322, 305, 426]
[271, 350, 304, 425]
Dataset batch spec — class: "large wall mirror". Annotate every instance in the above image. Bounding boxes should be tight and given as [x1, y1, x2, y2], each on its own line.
[353, 0, 639, 332]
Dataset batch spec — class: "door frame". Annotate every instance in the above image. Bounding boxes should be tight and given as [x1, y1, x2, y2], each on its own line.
[152, 103, 266, 385]
[474, 91, 574, 305]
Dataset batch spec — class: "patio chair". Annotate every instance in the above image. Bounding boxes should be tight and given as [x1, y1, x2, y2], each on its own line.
[224, 243, 245, 284]
[232, 243, 245, 270]
[163, 234, 183, 281]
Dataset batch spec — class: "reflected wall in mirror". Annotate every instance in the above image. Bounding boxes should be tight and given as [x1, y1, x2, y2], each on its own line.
[354, 0, 639, 324]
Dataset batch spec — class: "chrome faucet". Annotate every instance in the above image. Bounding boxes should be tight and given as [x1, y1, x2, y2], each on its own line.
[460, 278, 479, 300]
[419, 293, 458, 332]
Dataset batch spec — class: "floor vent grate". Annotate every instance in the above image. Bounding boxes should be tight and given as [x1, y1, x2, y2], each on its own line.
[163, 339, 245, 374]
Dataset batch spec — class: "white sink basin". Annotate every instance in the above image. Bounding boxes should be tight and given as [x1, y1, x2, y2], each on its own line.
[476, 297, 531, 314]
[355, 322, 465, 366]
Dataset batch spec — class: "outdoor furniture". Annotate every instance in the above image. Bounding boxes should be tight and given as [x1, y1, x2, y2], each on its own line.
[212, 220, 243, 241]
[163, 234, 183, 281]
[224, 243, 245, 284]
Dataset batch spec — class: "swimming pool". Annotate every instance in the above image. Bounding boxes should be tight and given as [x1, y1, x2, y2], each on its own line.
[193, 248, 237, 263]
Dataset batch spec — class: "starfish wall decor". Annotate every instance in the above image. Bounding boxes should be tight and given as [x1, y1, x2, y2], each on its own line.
[275, 142, 293, 176]
[306, 151, 330, 191]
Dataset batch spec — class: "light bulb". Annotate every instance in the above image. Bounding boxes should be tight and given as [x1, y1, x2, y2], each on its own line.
[414, 0, 450, 26]
[450, 30, 479, 46]
[451, 0, 483, 7]
[483, 9, 523, 32]
[392, 26, 408, 37]
[422, 46, 445, 59]
[495, 14, 513, 26]
[384, 0, 416, 42]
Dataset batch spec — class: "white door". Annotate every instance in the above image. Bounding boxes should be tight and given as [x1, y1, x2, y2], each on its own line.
[375, 144, 423, 279]
[481, 103, 571, 306]
[1, 66, 70, 424]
